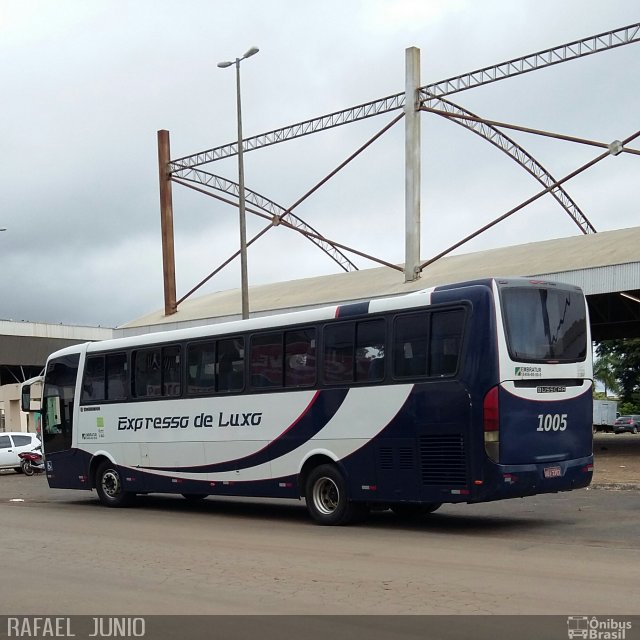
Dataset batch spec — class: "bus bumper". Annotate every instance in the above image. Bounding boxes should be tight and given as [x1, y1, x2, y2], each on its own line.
[473, 455, 594, 502]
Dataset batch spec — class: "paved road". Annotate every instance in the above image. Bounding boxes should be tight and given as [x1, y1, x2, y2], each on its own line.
[1, 473, 638, 620]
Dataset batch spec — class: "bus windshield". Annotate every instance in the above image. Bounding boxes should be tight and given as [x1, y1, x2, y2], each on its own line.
[500, 286, 587, 363]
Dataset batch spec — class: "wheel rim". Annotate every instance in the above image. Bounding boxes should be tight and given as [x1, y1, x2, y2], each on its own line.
[101, 468, 121, 499]
[312, 476, 340, 515]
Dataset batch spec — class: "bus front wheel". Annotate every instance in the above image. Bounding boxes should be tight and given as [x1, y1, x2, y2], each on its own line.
[95, 461, 133, 507]
[305, 464, 367, 526]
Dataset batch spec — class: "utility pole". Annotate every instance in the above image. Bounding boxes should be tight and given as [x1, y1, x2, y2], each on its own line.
[158, 129, 177, 316]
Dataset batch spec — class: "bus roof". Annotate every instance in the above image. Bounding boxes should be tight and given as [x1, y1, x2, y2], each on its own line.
[45, 277, 578, 360]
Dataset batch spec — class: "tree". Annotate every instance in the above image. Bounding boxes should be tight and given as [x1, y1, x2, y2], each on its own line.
[593, 350, 620, 398]
[595, 339, 640, 410]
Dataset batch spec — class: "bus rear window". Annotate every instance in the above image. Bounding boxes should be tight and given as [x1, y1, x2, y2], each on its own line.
[501, 286, 587, 362]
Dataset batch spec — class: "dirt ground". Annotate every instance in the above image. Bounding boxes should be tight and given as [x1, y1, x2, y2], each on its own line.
[592, 431, 640, 487]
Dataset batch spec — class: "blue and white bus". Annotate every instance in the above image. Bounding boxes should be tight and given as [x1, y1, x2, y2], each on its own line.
[26, 277, 594, 525]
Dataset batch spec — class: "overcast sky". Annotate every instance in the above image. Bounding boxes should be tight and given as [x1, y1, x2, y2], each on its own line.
[1, 0, 638, 327]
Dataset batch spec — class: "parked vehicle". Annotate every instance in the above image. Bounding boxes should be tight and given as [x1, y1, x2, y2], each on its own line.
[613, 415, 640, 434]
[0, 432, 41, 472]
[593, 399, 618, 433]
[18, 449, 44, 475]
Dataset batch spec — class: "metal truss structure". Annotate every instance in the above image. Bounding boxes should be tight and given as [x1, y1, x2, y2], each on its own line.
[420, 96, 597, 234]
[161, 22, 640, 312]
[422, 23, 640, 98]
[171, 167, 359, 272]
[170, 93, 406, 171]
[170, 23, 639, 171]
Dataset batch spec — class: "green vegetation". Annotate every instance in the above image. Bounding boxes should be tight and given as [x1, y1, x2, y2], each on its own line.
[595, 339, 640, 414]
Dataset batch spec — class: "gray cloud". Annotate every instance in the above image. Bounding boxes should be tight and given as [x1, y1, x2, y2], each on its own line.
[1, 0, 638, 327]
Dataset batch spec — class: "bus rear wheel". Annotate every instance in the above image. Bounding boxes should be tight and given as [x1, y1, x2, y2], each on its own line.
[305, 464, 368, 526]
[391, 503, 442, 519]
[95, 461, 134, 507]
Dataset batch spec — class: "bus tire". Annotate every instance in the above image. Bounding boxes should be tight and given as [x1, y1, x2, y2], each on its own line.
[305, 464, 367, 526]
[391, 503, 442, 519]
[95, 460, 134, 507]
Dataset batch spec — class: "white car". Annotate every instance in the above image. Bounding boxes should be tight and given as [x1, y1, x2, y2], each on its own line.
[0, 432, 41, 472]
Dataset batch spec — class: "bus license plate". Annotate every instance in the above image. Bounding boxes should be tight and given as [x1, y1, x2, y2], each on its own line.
[544, 466, 562, 479]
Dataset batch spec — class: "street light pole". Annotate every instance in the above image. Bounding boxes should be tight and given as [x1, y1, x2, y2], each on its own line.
[218, 46, 259, 320]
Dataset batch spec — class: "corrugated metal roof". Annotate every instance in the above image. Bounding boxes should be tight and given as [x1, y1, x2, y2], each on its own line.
[120, 226, 640, 332]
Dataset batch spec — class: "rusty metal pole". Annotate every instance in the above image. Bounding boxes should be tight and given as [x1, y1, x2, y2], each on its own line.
[404, 47, 421, 282]
[158, 129, 177, 316]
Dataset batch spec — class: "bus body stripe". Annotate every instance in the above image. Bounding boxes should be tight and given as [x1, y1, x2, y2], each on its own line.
[144, 388, 349, 473]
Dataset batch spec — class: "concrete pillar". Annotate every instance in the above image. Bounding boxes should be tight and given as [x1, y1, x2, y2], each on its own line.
[404, 47, 421, 282]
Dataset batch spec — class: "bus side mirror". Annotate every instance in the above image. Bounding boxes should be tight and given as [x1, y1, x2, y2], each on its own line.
[21, 385, 32, 412]
[21, 380, 43, 413]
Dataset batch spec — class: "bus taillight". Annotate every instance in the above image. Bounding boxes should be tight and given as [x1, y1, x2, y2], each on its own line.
[483, 386, 500, 462]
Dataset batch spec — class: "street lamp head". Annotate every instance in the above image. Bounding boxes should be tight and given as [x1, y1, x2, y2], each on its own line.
[242, 46, 259, 59]
[217, 60, 234, 68]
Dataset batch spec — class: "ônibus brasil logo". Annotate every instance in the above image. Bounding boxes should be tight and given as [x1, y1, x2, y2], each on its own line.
[567, 616, 632, 640]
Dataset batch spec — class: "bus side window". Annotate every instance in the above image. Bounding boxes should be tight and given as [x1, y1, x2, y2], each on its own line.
[106, 353, 128, 401]
[429, 310, 464, 376]
[133, 346, 181, 398]
[133, 348, 161, 398]
[285, 328, 316, 388]
[81, 356, 105, 403]
[251, 332, 283, 389]
[393, 313, 428, 378]
[323, 322, 354, 384]
[355, 319, 385, 382]
[217, 338, 244, 392]
[162, 345, 181, 397]
[187, 341, 216, 395]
